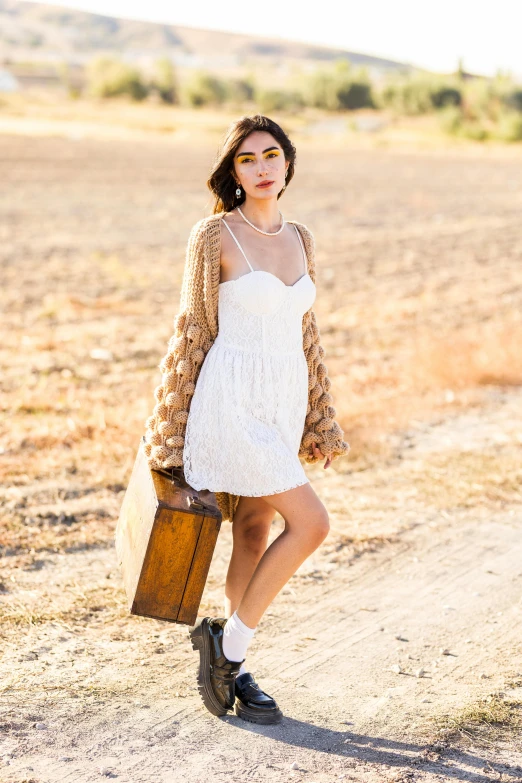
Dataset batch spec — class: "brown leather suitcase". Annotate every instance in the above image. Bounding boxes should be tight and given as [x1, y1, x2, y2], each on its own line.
[114, 437, 222, 625]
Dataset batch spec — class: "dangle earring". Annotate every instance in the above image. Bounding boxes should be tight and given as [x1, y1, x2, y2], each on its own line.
[235, 183, 242, 198]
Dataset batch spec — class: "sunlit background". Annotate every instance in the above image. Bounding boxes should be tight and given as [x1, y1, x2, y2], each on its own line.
[1, 3, 522, 780]
[1, 0, 522, 143]
[3, 0, 522, 77]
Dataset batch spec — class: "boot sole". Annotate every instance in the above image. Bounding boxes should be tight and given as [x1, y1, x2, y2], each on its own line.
[189, 618, 229, 717]
[234, 698, 283, 725]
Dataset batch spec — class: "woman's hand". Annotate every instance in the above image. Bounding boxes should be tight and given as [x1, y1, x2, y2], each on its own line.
[311, 441, 333, 469]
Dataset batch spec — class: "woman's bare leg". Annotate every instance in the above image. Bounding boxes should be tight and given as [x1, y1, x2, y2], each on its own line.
[224, 495, 275, 618]
[235, 482, 329, 629]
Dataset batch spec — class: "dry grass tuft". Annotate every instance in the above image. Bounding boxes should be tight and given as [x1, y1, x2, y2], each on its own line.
[0, 581, 128, 634]
[433, 691, 522, 745]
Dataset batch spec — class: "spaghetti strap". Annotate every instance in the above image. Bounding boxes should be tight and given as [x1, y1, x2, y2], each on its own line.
[292, 224, 308, 275]
[222, 219, 255, 273]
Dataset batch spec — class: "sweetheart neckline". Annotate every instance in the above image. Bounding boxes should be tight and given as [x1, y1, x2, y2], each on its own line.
[219, 270, 314, 289]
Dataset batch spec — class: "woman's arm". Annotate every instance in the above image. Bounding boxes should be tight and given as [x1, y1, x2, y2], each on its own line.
[293, 221, 350, 465]
[299, 307, 350, 464]
[144, 219, 213, 470]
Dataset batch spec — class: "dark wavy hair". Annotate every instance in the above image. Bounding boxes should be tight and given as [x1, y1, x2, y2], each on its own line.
[207, 114, 297, 214]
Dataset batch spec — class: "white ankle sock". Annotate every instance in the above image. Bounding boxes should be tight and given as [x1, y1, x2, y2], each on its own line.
[238, 662, 248, 676]
[222, 610, 256, 662]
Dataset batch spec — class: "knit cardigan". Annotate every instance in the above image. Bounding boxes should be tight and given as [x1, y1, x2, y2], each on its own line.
[143, 211, 350, 523]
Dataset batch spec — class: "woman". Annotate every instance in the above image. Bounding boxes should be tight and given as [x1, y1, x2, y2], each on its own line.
[144, 114, 350, 725]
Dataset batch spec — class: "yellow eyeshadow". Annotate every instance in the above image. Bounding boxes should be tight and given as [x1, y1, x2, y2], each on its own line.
[237, 151, 280, 161]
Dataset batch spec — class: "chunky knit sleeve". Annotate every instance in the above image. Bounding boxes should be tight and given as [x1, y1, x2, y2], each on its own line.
[294, 222, 351, 465]
[143, 218, 216, 471]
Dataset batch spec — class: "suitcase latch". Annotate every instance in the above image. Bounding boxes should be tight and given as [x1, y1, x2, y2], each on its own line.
[186, 494, 213, 512]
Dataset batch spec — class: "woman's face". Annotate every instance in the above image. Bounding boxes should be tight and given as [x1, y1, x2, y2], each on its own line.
[232, 131, 289, 201]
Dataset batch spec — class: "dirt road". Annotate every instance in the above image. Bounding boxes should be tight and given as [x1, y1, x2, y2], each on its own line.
[1, 127, 522, 781]
[2, 386, 521, 782]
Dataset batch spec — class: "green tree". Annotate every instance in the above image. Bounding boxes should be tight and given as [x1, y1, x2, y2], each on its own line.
[257, 88, 305, 113]
[86, 55, 148, 101]
[380, 75, 461, 115]
[228, 76, 256, 103]
[152, 57, 178, 104]
[306, 68, 339, 111]
[183, 71, 228, 107]
[304, 60, 374, 111]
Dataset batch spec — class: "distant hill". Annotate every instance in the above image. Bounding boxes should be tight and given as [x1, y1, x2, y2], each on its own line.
[0, 0, 417, 79]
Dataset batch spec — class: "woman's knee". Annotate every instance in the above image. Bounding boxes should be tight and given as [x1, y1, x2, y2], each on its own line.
[297, 505, 330, 545]
[313, 508, 331, 543]
[233, 510, 273, 554]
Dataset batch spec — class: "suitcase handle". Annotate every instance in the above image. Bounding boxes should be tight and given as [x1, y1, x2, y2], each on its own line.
[152, 466, 187, 487]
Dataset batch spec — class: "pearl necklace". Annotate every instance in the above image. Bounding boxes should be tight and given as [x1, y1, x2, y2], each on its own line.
[237, 206, 285, 236]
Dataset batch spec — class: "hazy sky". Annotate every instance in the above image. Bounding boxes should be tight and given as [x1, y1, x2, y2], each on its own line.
[30, 0, 522, 79]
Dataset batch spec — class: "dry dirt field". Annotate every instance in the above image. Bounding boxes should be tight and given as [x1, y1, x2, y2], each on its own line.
[1, 116, 522, 783]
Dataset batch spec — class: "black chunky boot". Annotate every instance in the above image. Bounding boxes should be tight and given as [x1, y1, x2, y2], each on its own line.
[234, 672, 283, 724]
[189, 617, 244, 717]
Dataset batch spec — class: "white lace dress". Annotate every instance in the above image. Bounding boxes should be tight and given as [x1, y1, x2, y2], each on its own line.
[182, 219, 317, 497]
